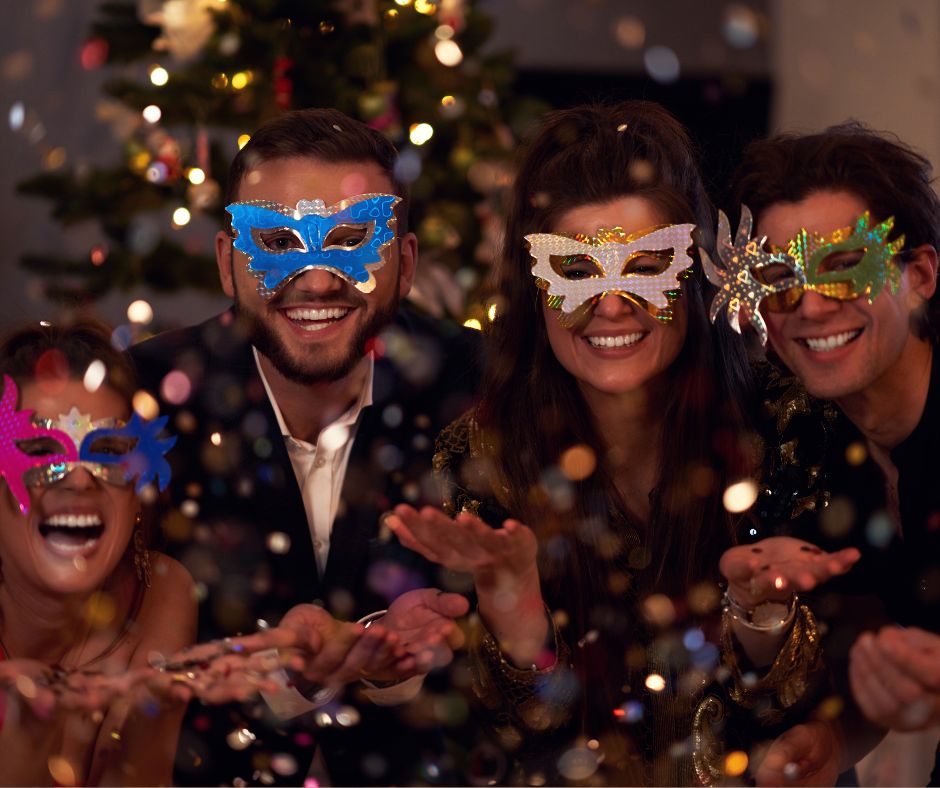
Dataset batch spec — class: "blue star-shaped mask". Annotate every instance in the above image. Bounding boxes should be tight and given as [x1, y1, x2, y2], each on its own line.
[226, 193, 401, 298]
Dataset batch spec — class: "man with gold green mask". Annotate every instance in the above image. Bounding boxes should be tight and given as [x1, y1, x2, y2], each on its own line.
[727, 122, 940, 786]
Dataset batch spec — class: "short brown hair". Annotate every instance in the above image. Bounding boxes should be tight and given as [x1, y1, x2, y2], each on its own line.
[224, 108, 409, 234]
[732, 121, 940, 337]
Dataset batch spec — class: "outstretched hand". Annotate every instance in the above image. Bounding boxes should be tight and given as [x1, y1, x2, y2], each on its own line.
[755, 721, 844, 787]
[367, 588, 470, 682]
[850, 626, 940, 731]
[720, 536, 860, 607]
[386, 504, 538, 591]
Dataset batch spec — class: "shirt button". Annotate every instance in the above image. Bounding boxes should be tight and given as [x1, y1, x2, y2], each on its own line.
[315, 457, 326, 468]
[314, 539, 323, 550]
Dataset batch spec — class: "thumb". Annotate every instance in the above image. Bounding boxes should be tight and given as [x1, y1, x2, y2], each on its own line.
[428, 591, 471, 618]
[757, 725, 815, 783]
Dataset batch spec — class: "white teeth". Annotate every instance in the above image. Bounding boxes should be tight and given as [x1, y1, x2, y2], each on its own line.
[285, 307, 349, 322]
[43, 513, 102, 528]
[586, 332, 645, 349]
[803, 330, 861, 352]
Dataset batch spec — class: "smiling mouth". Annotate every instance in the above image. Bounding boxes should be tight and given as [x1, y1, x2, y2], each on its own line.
[798, 329, 862, 353]
[282, 306, 351, 332]
[585, 332, 647, 349]
[39, 513, 104, 555]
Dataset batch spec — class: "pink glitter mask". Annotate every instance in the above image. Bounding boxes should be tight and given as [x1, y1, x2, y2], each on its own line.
[0, 375, 78, 515]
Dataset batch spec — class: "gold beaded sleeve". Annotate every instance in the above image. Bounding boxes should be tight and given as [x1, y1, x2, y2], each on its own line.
[433, 412, 577, 736]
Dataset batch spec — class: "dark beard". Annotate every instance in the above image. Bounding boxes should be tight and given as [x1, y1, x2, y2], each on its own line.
[233, 278, 400, 385]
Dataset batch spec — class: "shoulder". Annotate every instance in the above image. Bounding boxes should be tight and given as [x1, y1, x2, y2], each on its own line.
[433, 409, 478, 473]
[386, 307, 483, 376]
[373, 307, 482, 424]
[133, 554, 198, 659]
[129, 311, 248, 376]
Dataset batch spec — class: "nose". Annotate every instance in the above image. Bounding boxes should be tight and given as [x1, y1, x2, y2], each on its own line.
[592, 293, 638, 319]
[58, 464, 97, 491]
[291, 267, 345, 296]
[796, 289, 842, 320]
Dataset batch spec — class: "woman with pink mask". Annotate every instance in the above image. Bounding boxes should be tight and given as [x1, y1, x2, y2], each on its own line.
[0, 320, 196, 786]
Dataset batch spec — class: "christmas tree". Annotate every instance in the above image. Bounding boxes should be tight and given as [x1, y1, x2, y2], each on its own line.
[18, 0, 546, 320]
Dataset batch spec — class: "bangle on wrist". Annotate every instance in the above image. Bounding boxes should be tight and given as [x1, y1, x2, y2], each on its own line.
[358, 609, 388, 628]
[723, 590, 797, 633]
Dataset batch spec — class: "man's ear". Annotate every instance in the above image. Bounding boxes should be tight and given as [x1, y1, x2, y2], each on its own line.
[905, 243, 938, 302]
[397, 232, 418, 298]
[215, 230, 236, 298]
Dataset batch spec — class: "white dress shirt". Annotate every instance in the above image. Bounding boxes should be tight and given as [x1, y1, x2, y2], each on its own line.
[253, 347, 373, 577]
[252, 348, 423, 719]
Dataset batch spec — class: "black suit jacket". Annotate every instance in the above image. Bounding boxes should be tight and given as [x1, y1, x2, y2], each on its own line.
[130, 307, 481, 785]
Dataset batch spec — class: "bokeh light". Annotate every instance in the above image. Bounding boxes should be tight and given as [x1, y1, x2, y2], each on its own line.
[142, 104, 162, 124]
[644, 45, 680, 83]
[149, 65, 169, 86]
[722, 479, 758, 513]
[83, 359, 106, 393]
[126, 299, 154, 324]
[434, 39, 463, 66]
[187, 167, 206, 185]
[409, 122, 434, 145]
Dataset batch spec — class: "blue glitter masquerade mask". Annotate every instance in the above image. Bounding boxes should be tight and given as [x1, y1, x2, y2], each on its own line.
[0, 375, 176, 515]
[226, 194, 401, 298]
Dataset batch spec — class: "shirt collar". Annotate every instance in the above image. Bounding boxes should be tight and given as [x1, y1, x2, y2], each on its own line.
[252, 346, 374, 441]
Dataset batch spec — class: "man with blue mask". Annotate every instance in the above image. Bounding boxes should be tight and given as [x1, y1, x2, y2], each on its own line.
[131, 109, 480, 786]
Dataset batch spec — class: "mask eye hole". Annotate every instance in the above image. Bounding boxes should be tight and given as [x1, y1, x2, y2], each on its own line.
[753, 262, 798, 286]
[253, 227, 306, 254]
[623, 250, 672, 275]
[549, 253, 604, 281]
[323, 223, 373, 251]
[86, 436, 138, 456]
[818, 249, 865, 274]
[16, 437, 68, 457]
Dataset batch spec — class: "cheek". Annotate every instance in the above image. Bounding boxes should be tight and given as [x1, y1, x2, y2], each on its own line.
[540, 301, 575, 363]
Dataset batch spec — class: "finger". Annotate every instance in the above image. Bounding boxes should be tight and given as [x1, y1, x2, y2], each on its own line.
[425, 591, 471, 618]
[303, 624, 364, 683]
[755, 725, 817, 785]
[720, 545, 765, 583]
[851, 634, 905, 723]
[898, 627, 940, 655]
[877, 629, 940, 692]
[826, 547, 861, 573]
[385, 514, 447, 564]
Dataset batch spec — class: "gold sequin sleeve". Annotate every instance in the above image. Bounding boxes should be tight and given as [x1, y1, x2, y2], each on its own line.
[434, 412, 576, 736]
[469, 612, 576, 740]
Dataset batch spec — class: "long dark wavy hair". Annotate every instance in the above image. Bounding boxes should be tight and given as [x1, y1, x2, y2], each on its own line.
[479, 102, 754, 631]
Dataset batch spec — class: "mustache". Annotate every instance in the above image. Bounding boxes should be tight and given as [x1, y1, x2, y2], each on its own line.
[268, 282, 366, 310]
